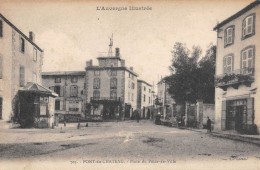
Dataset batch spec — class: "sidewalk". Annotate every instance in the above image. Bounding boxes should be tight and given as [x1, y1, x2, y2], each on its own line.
[186, 127, 260, 146]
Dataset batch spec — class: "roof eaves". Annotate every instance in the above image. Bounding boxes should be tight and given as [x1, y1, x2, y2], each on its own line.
[213, 0, 260, 30]
[0, 13, 43, 52]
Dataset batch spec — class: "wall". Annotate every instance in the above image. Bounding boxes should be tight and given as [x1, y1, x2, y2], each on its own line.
[0, 17, 43, 121]
[215, 6, 260, 131]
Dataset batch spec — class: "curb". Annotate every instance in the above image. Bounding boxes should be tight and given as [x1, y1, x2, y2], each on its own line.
[184, 127, 260, 146]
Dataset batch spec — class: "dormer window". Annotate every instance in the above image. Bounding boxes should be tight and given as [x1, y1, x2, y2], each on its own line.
[242, 13, 255, 39]
[224, 26, 234, 47]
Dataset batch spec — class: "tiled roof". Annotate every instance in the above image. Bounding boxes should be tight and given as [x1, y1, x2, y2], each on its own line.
[21, 82, 58, 97]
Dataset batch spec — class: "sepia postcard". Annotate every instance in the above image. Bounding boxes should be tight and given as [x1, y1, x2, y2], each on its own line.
[0, 0, 259, 169]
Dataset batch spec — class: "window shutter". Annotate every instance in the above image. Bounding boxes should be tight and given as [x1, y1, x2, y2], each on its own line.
[224, 29, 227, 46]
[60, 86, 64, 97]
[0, 56, 2, 79]
[0, 20, 2, 37]
[60, 100, 63, 111]
[221, 100, 227, 130]
[246, 98, 254, 125]
[243, 19, 246, 36]
[223, 57, 227, 73]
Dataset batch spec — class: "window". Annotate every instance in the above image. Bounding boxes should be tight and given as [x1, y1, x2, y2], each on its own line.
[33, 73, 37, 83]
[131, 82, 135, 89]
[242, 14, 255, 39]
[241, 46, 255, 74]
[93, 91, 100, 99]
[54, 86, 61, 96]
[55, 77, 61, 83]
[128, 80, 130, 88]
[70, 85, 78, 97]
[129, 73, 131, 78]
[128, 92, 130, 101]
[71, 76, 78, 83]
[149, 97, 151, 104]
[0, 20, 2, 37]
[149, 89, 151, 93]
[110, 78, 117, 89]
[33, 48, 37, 61]
[144, 86, 146, 91]
[0, 56, 2, 79]
[111, 70, 117, 76]
[55, 100, 60, 110]
[20, 37, 25, 53]
[224, 26, 234, 47]
[132, 93, 134, 102]
[94, 70, 100, 76]
[143, 94, 146, 102]
[93, 78, 100, 89]
[223, 54, 234, 74]
[110, 90, 117, 99]
[19, 66, 25, 87]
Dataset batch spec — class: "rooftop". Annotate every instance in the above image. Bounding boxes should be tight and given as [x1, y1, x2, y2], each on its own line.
[137, 79, 152, 87]
[213, 0, 260, 30]
[0, 13, 43, 52]
[42, 71, 85, 76]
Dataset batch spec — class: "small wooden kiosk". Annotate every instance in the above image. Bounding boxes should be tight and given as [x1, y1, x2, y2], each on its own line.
[18, 82, 58, 128]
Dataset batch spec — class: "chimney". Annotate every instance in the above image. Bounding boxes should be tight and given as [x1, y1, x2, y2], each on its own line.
[115, 47, 120, 57]
[86, 60, 93, 67]
[29, 31, 35, 42]
[121, 59, 125, 67]
[130, 66, 133, 71]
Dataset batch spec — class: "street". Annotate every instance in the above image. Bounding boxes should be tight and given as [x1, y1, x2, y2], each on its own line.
[0, 120, 259, 163]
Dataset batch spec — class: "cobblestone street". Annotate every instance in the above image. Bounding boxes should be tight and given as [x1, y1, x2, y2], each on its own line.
[0, 120, 259, 169]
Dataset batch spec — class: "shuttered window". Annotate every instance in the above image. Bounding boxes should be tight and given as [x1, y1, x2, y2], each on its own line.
[93, 91, 100, 98]
[70, 85, 78, 97]
[0, 20, 2, 37]
[223, 55, 233, 74]
[241, 47, 254, 74]
[0, 56, 2, 79]
[93, 78, 100, 89]
[20, 37, 25, 53]
[19, 66, 25, 87]
[110, 78, 117, 89]
[224, 26, 234, 47]
[242, 14, 255, 39]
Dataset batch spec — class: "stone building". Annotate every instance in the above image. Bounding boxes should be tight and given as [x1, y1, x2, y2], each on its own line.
[85, 47, 138, 120]
[214, 0, 260, 134]
[0, 13, 44, 122]
[156, 77, 176, 119]
[137, 79, 153, 119]
[42, 71, 86, 121]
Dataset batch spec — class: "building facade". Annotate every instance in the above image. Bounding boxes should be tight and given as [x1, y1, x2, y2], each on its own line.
[214, 0, 260, 134]
[42, 71, 86, 120]
[156, 77, 176, 119]
[137, 80, 153, 119]
[85, 48, 138, 119]
[0, 14, 43, 121]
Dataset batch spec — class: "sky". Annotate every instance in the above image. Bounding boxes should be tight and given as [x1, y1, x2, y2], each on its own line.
[0, 0, 254, 87]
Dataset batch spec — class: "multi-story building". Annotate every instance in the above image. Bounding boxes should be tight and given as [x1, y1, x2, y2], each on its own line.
[137, 79, 153, 118]
[214, 0, 260, 134]
[0, 13, 43, 121]
[85, 47, 138, 119]
[156, 77, 176, 119]
[42, 71, 86, 120]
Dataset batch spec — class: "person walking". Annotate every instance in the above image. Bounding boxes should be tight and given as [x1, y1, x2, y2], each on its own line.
[207, 117, 212, 133]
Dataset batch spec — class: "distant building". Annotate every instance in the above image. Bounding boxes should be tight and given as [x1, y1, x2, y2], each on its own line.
[156, 77, 176, 119]
[42, 71, 86, 120]
[137, 80, 153, 119]
[214, 0, 260, 134]
[85, 47, 138, 119]
[0, 13, 44, 121]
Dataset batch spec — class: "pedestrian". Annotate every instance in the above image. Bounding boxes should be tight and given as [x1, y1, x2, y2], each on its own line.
[136, 110, 140, 123]
[207, 117, 212, 133]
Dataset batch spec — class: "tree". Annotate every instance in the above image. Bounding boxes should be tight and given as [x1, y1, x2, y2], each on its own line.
[167, 43, 216, 104]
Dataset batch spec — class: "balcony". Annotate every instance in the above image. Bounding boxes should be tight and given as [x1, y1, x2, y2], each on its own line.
[90, 97, 122, 104]
[215, 68, 255, 91]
